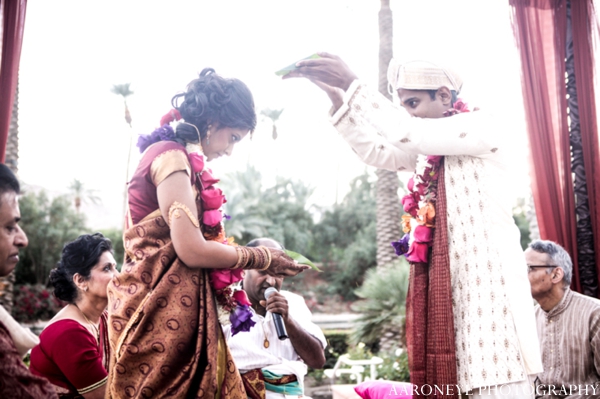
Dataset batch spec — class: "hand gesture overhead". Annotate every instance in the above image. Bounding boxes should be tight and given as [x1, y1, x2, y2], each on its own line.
[283, 52, 358, 91]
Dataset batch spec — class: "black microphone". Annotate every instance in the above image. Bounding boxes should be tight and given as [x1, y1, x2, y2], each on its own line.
[264, 287, 289, 340]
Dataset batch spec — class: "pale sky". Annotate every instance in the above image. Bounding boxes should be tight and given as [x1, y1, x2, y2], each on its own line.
[17, 0, 531, 229]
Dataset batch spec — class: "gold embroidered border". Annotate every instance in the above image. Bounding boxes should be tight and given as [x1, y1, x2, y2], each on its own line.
[150, 149, 192, 186]
[78, 375, 108, 394]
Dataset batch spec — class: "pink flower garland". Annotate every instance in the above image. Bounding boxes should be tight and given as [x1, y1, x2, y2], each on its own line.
[188, 149, 255, 335]
[391, 99, 471, 263]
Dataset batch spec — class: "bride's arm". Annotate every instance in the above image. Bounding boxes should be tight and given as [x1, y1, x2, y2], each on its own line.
[157, 170, 238, 269]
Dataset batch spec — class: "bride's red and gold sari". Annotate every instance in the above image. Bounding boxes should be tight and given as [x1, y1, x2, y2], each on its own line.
[106, 141, 245, 398]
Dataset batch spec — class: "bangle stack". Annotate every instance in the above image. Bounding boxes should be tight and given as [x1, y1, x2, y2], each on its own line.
[233, 246, 272, 271]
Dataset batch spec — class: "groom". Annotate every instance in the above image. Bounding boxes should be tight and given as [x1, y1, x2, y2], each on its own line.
[284, 54, 541, 398]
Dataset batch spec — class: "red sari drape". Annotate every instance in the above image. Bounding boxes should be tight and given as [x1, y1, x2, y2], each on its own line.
[510, 0, 600, 297]
[0, 0, 27, 163]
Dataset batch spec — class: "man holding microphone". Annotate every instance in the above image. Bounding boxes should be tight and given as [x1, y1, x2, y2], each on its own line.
[223, 237, 326, 399]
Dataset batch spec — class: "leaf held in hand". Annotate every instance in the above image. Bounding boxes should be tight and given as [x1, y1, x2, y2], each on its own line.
[275, 53, 321, 76]
[284, 250, 321, 272]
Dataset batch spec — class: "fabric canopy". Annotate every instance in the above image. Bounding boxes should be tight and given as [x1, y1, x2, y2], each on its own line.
[510, 0, 600, 297]
[0, 0, 27, 164]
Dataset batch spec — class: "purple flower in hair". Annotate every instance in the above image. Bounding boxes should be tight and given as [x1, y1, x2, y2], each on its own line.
[136, 135, 154, 153]
[137, 124, 176, 153]
[391, 233, 410, 256]
[230, 304, 255, 336]
[157, 124, 175, 141]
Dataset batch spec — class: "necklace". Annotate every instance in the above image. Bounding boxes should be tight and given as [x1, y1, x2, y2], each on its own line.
[75, 304, 99, 341]
[261, 320, 270, 348]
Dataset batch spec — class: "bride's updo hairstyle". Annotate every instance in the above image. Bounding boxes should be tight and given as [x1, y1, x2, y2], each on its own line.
[171, 68, 257, 145]
[48, 233, 113, 303]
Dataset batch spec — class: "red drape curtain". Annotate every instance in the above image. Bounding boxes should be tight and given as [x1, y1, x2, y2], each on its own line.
[571, 0, 600, 296]
[510, 0, 600, 296]
[0, 0, 27, 163]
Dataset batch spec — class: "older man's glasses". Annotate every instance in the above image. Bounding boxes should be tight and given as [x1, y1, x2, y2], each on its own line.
[527, 264, 558, 273]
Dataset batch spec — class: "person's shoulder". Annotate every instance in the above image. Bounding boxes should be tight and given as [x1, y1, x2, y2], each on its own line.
[570, 290, 600, 309]
[280, 290, 303, 301]
[143, 140, 187, 159]
[40, 319, 91, 342]
[281, 290, 311, 305]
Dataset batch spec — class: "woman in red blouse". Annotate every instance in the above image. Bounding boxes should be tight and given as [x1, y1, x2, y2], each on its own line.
[30, 233, 117, 398]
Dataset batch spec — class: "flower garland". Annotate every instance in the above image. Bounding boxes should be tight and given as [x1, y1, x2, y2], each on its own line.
[138, 116, 255, 336]
[391, 99, 471, 263]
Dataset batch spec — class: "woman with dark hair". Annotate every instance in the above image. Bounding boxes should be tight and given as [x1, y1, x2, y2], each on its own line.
[106, 68, 307, 398]
[30, 233, 116, 399]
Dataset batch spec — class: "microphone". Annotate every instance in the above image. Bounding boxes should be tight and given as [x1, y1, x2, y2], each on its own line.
[264, 287, 289, 340]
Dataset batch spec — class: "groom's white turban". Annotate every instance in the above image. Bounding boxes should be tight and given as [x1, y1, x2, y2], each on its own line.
[387, 59, 463, 95]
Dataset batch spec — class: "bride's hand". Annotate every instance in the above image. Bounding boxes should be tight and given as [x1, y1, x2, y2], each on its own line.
[266, 248, 309, 277]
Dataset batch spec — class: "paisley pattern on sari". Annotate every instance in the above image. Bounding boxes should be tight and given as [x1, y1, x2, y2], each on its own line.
[106, 142, 245, 398]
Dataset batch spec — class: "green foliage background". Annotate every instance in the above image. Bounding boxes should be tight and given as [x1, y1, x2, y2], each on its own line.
[16, 191, 87, 285]
[222, 167, 377, 300]
[15, 190, 126, 286]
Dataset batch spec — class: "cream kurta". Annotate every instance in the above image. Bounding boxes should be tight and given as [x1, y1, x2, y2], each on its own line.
[330, 81, 543, 391]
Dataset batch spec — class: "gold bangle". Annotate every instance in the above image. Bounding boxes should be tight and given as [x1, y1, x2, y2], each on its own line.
[167, 201, 200, 228]
[232, 246, 249, 270]
[231, 246, 272, 271]
[260, 246, 272, 271]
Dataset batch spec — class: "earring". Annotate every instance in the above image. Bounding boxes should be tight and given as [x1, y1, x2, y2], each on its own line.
[84, 287, 88, 292]
[206, 125, 212, 145]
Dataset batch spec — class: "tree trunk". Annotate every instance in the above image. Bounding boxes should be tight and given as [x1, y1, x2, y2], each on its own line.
[0, 83, 20, 313]
[375, 0, 401, 269]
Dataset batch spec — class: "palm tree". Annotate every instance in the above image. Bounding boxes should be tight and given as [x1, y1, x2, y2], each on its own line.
[0, 82, 20, 313]
[375, 0, 402, 269]
[260, 108, 284, 140]
[111, 83, 133, 127]
[68, 179, 100, 212]
[111, 83, 134, 221]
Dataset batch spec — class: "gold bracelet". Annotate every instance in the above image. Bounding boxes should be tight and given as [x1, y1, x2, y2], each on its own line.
[260, 246, 272, 271]
[232, 246, 249, 270]
[231, 246, 271, 271]
[167, 201, 200, 228]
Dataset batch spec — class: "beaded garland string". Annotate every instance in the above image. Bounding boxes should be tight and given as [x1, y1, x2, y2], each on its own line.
[391, 99, 471, 263]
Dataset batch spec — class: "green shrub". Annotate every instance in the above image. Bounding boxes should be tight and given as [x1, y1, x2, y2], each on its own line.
[376, 347, 410, 382]
[324, 330, 349, 368]
[350, 260, 409, 347]
[307, 330, 349, 384]
[12, 284, 63, 323]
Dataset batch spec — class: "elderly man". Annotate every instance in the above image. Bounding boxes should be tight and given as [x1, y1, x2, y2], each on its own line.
[0, 164, 57, 398]
[223, 237, 326, 399]
[525, 239, 600, 398]
[284, 54, 542, 398]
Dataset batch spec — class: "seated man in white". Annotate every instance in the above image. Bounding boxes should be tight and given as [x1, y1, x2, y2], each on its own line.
[525, 239, 600, 398]
[223, 238, 326, 399]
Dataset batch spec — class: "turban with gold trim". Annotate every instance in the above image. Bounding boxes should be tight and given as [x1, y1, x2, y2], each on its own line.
[387, 59, 463, 95]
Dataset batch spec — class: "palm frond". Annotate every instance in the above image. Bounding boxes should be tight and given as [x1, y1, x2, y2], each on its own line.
[260, 108, 284, 122]
[111, 83, 134, 98]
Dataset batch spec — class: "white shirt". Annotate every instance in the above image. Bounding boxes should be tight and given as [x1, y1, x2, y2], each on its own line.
[330, 81, 543, 391]
[223, 290, 327, 391]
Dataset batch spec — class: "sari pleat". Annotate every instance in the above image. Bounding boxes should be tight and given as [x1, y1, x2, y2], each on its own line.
[106, 213, 246, 398]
